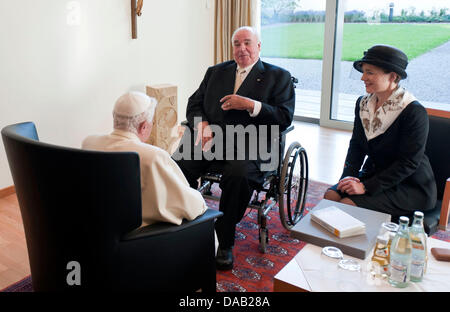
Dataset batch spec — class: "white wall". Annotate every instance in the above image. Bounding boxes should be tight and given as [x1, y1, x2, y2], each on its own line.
[0, 0, 215, 188]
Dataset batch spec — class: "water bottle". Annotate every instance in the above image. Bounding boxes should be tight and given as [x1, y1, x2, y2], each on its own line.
[410, 211, 427, 282]
[389, 216, 412, 288]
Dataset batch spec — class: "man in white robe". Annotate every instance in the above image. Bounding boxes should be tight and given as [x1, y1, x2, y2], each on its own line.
[82, 91, 208, 226]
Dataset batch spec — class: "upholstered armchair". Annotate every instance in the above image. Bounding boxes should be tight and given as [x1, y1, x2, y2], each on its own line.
[423, 109, 450, 234]
[1, 122, 222, 291]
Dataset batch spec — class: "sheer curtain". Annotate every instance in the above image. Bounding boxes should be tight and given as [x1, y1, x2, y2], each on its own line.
[214, 0, 260, 64]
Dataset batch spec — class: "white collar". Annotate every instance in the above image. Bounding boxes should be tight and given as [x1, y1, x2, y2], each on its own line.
[236, 59, 259, 73]
[360, 87, 417, 141]
[111, 129, 141, 142]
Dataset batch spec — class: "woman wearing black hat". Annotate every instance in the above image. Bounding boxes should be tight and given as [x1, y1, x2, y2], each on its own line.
[324, 45, 436, 221]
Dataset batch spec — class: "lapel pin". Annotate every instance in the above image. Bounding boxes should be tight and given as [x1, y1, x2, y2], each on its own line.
[257, 78, 261, 82]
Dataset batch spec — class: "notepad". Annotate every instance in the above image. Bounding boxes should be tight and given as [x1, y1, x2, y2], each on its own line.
[311, 205, 366, 238]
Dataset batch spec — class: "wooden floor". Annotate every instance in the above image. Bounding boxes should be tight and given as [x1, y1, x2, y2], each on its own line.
[286, 120, 352, 185]
[0, 194, 30, 290]
[0, 121, 352, 290]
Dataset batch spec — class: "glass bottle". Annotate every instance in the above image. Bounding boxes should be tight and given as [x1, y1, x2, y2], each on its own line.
[387, 231, 396, 263]
[409, 211, 428, 282]
[383, 222, 399, 267]
[389, 216, 412, 288]
[371, 235, 390, 277]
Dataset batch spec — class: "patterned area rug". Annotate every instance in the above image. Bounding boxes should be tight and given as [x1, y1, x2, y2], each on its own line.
[2, 179, 449, 292]
[0, 276, 33, 292]
[210, 179, 331, 292]
[210, 180, 450, 292]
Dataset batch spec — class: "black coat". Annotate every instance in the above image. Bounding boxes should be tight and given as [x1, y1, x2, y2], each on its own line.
[185, 59, 295, 170]
[342, 96, 437, 213]
[186, 59, 295, 130]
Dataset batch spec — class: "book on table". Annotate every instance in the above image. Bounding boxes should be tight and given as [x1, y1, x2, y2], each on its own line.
[290, 199, 391, 259]
[311, 205, 366, 238]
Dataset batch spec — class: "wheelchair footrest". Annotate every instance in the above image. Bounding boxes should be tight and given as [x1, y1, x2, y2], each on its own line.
[198, 180, 211, 193]
[202, 174, 222, 183]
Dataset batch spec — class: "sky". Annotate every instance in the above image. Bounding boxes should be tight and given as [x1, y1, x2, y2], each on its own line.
[296, 0, 449, 14]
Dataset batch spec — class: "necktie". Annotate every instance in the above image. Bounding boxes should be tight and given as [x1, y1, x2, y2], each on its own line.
[234, 69, 246, 94]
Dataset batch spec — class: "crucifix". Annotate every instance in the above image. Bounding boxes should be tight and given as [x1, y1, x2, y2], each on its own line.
[131, 0, 144, 39]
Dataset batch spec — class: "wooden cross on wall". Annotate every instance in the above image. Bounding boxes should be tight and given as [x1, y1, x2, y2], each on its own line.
[131, 0, 143, 39]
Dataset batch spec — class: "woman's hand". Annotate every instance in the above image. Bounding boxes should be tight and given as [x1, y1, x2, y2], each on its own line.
[337, 176, 366, 195]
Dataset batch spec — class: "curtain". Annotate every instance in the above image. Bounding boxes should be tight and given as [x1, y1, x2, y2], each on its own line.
[214, 0, 260, 64]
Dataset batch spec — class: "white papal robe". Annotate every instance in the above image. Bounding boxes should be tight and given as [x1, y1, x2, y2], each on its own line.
[82, 129, 207, 226]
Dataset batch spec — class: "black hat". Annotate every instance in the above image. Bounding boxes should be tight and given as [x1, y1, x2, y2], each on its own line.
[353, 45, 408, 79]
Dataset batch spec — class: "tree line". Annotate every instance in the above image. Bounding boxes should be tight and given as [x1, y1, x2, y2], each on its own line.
[261, 0, 450, 25]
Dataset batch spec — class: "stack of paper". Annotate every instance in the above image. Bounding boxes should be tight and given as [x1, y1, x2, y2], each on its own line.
[311, 206, 366, 238]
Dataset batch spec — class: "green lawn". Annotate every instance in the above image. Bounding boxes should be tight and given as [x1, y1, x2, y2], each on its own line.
[261, 23, 450, 61]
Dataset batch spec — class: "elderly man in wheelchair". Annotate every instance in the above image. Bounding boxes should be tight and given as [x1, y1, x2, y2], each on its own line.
[174, 117, 308, 267]
[174, 26, 308, 270]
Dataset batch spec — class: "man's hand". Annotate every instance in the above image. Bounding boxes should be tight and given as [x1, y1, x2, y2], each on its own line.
[337, 176, 366, 195]
[195, 121, 213, 151]
[220, 94, 254, 113]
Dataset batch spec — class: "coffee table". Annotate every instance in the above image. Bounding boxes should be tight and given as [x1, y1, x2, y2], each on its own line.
[289, 199, 391, 260]
[274, 237, 450, 292]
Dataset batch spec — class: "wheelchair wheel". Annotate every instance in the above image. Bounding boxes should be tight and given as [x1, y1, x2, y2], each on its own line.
[278, 141, 309, 229]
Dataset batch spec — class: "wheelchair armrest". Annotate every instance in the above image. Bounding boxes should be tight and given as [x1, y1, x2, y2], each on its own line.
[182, 120, 294, 138]
[121, 209, 223, 241]
[439, 177, 450, 231]
[280, 125, 294, 138]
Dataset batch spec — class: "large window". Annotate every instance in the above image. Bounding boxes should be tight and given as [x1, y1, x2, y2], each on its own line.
[261, 0, 326, 122]
[332, 0, 450, 123]
[260, 0, 450, 128]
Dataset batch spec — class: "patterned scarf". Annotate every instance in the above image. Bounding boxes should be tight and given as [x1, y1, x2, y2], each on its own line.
[359, 87, 417, 141]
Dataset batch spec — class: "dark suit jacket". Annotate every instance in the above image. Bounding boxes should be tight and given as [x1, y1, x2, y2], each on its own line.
[342, 96, 437, 212]
[185, 59, 295, 166]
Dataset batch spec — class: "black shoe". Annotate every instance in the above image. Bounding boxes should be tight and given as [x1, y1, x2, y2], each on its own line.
[216, 247, 233, 271]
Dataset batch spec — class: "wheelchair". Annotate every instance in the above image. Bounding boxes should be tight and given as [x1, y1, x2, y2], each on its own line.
[193, 124, 309, 253]
[181, 77, 309, 253]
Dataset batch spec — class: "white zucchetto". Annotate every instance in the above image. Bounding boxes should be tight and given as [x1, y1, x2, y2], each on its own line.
[113, 91, 153, 117]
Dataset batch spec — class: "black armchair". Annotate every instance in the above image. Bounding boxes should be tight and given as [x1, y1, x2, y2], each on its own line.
[423, 109, 450, 234]
[1, 122, 222, 291]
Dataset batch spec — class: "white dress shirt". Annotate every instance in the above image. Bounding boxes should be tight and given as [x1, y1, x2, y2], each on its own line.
[235, 61, 262, 117]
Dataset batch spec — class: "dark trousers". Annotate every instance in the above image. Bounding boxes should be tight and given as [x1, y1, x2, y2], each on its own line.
[173, 128, 265, 249]
[176, 157, 256, 249]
